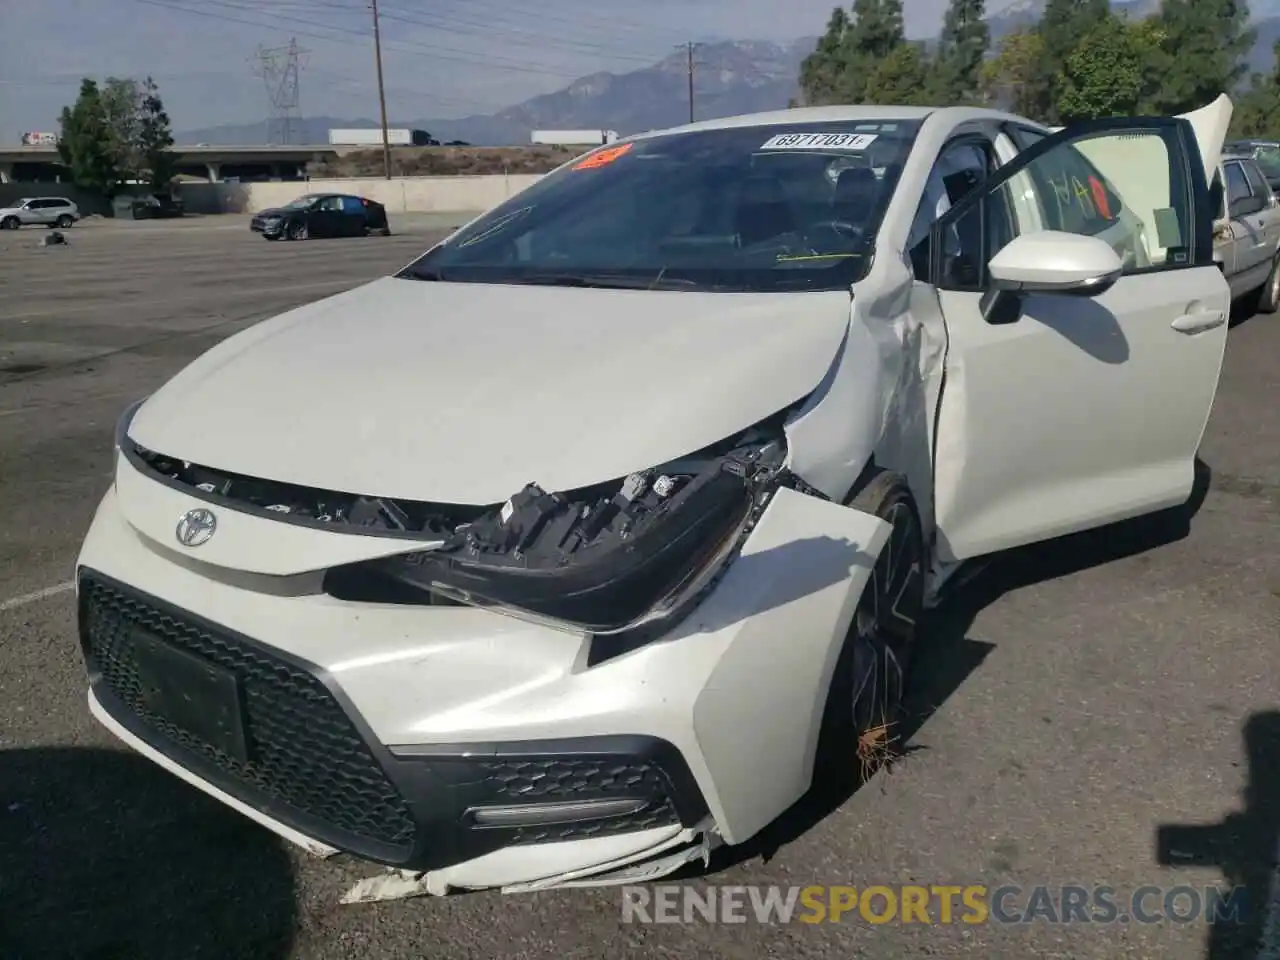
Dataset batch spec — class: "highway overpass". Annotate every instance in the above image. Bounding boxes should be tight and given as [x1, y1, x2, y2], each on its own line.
[0, 144, 342, 183]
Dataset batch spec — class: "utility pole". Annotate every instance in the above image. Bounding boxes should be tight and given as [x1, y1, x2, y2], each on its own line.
[682, 42, 700, 124]
[371, 0, 392, 179]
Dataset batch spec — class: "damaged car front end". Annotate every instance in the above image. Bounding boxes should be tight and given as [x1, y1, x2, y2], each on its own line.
[76, 116, 922, 899]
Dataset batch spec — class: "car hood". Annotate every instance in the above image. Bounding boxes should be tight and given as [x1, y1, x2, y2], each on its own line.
[253, 207, 295, 218]
[127, 277, 853, 504]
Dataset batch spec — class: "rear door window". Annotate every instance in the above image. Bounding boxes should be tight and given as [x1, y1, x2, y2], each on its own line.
[341, 196, 365, 214]
[1242, 161, 1271, 200]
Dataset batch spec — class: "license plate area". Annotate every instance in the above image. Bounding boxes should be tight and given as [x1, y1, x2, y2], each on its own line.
[131, 628, 250, 763]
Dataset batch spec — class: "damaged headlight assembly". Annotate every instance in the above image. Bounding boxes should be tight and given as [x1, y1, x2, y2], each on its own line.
[326, 424, 809, 641]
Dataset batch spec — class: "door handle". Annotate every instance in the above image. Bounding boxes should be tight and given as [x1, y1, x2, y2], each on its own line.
[1171, 310, 1226, 334]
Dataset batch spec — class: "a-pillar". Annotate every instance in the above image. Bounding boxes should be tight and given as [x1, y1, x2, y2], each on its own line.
[205, 161, 222, 182]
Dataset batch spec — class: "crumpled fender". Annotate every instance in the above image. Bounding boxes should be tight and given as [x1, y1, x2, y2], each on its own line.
[783, 250, 947, 547]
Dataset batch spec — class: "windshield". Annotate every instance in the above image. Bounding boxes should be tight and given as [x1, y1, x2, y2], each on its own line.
[282, 195, 318, 209]
[1253, 146, 1280, 179]
[400, 120, 922, 292]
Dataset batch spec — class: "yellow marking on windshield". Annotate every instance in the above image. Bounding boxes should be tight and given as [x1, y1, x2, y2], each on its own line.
[775, 253, 859, 262]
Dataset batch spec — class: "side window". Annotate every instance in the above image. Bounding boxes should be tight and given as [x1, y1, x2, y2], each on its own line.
[933, 127, 1195, 291]
[1009, 126, 1049, 151]
[316, 196, 343, 212]
[341, 196, 364, 214]
[908, 138, 995, 275]
[1224, 162, 1251, 211]
[1242, 161, 1270, 203]
[27, 199, 48, 209]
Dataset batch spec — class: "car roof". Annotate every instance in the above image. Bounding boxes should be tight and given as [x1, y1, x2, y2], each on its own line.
[627, 104, 1036, 141]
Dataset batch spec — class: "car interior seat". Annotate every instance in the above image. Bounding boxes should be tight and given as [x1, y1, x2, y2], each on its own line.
[734, 176, 795, 247]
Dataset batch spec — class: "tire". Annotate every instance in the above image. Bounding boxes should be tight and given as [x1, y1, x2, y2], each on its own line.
[1256, 253, 1280, 314]
[0, 216, 19, 230]
[816, 467, 925, 780]
[287, 220, 308, 241]
[55, 214, 74, 228]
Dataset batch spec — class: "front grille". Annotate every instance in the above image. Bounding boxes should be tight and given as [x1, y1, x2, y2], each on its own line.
[79, 570, 417, 857]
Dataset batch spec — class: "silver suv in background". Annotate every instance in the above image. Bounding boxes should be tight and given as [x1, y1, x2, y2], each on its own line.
[1212, 153, 1280, 311]
[0, 197, 80, 230]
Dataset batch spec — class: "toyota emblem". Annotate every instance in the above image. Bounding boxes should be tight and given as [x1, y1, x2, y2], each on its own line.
[175, 508, 217, 547]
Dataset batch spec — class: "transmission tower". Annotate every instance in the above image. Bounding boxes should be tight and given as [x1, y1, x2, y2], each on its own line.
[250, 39, 308, 144]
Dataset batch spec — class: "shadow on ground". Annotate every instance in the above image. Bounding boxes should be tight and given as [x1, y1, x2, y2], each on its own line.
[0, 745, 298, 960]
[712, 458, 1215, 871]
[1157, 710, 1280, 959]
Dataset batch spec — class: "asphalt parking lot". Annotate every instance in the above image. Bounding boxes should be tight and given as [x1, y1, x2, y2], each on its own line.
[1, 215, 1277, 960]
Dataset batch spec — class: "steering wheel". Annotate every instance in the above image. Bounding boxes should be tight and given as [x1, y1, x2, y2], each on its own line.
[802, 219, 864, 248]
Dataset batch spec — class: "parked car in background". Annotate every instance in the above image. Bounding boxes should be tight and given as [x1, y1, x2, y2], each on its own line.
[1223, 139, 1280, 194]
[1211, 152, 1280, 310]
[250, 193, 391, 240]
[0, 197, 79, 229]
[130, 193, 185, 220]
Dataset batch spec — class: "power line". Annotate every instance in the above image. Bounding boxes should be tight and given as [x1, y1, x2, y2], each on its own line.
[249, 38, 308, 144]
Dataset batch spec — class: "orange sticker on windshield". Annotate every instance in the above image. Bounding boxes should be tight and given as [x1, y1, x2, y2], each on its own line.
[1088, 175, 1112, 219]
[574, 143, 632, 169]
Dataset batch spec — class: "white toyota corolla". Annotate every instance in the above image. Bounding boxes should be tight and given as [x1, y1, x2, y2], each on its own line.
[77, 96, 1234, 898]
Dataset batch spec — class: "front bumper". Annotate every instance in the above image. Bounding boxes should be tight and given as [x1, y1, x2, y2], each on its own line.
[80, 565, 706, 871]
[249, 217, 282, 236]
[77, 461, 889, 890]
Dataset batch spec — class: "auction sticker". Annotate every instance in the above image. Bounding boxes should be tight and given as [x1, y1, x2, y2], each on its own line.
[759, 132, 879, 150]
[574, 143, 633, 169]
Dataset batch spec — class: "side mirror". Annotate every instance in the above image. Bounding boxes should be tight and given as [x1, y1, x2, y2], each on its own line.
[981, 231, 1123, 325]
[988, 231, 1124, 296]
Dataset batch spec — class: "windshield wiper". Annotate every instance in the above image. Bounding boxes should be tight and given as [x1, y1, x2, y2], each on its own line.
[510, 273, 708, 290]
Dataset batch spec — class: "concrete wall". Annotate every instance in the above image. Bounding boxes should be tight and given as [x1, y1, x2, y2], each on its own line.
[178, 175, 546, 215]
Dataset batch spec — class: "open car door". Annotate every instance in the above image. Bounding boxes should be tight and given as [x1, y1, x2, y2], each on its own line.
[923, 101, 1232, 564]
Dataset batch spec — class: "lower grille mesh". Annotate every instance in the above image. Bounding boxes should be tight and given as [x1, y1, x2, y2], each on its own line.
[79, 571, 417, 854]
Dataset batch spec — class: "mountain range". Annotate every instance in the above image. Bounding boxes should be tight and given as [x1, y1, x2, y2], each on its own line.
[176, 1, 1280, 147]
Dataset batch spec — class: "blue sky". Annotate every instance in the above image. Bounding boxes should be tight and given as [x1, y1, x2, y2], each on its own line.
[0, 0, 1021, 136]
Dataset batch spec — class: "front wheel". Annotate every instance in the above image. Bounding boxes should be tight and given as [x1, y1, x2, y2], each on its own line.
[287, 220, 308, 241]
[818, 467, 925, 780]
[1257, 253, 1280, 314]
[0, 216, 19, 230]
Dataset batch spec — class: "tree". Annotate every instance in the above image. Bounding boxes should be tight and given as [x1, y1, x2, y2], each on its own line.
[799, 8, 853, 105]
[932, 0, 989, 105]
[57, 79, 124, 197]
[1234, 39, 1280, 137]
[980, 27, 1047, 117]
[1057, 14, 1160, 121]
[56, 75, 176, 198]
[798, 0, 916, 105]
[865, 43, 935, 105]
[136, 76, 176, 191]
[1030, 0, 1112, 123]
[1149, 0, 1254, 114]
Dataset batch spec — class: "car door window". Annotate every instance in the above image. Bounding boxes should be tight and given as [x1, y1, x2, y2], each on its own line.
[1225, 162, 1252, 215]
[1242, 161, 1271, 203]
[908, 139, 994, 274]
[341, 196, 364, 215]
[316, 197, 343, 212]
[930, 125, 1196, 290]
